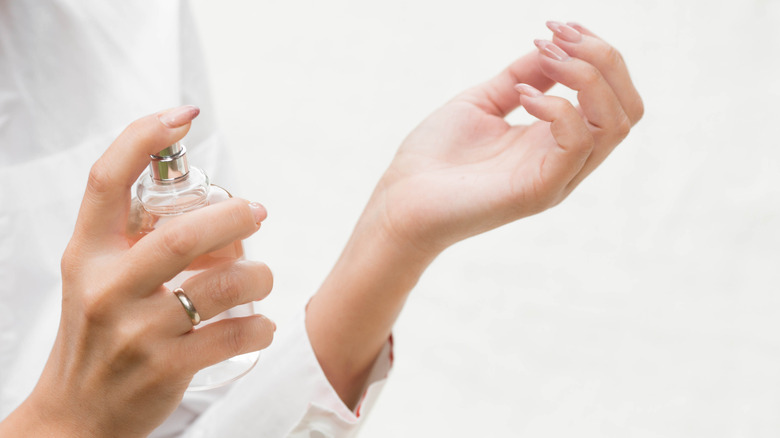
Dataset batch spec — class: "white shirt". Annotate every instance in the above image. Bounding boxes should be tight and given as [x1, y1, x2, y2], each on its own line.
[0, 1, 391, 436]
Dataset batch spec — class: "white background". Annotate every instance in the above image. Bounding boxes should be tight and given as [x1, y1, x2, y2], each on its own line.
[190, 1, 780, 436]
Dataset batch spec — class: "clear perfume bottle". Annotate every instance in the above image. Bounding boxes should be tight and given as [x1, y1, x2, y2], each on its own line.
[127, 141, 259, 391]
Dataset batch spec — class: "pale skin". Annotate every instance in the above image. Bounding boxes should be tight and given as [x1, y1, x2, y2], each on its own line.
[0, 22, 642, 437]
[307, 21, 643, 406]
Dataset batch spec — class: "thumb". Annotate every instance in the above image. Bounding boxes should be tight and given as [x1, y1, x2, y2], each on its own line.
[76, 105, 200, 241]
[456, 50, 555, 118]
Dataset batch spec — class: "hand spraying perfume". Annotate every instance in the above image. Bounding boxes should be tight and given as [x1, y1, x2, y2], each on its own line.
[127, 141, 259, 391]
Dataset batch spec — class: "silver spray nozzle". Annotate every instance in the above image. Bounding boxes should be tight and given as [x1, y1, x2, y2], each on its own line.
[150, 142, 189, 181]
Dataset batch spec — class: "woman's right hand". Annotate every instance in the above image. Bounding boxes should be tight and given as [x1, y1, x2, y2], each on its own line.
[0, 107, 275, 437]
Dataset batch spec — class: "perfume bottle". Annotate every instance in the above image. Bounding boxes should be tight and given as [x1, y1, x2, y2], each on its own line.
[127, 141, 259, 391]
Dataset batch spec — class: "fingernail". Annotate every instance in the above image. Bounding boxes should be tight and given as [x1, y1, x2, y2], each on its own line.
[514, 83, 543, 97]
[158, 105, 200, 128]
[248, 202, 267, 224]
[534, 39, 570, 61]
[271, 320, 277, 331]
[566, 22, 591, 34]
[546, 20, 582, 43]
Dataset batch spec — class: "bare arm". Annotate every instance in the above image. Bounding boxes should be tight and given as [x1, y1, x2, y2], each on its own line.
[305, 21, 644, 407]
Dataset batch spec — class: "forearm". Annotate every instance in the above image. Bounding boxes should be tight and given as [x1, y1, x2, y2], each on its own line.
[305, 192, 438, 408]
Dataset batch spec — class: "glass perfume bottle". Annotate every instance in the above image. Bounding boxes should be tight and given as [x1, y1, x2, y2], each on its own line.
[127, 141, 259, 391]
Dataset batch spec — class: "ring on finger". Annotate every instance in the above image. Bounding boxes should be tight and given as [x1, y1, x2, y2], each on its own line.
[173, 287, 201, 326]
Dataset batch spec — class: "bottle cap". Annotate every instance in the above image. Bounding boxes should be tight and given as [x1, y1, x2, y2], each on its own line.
[150, 142, 189, 181]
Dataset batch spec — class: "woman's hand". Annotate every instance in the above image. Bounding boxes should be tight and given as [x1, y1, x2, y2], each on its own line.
[307, 22, 643, 407]
[370, 21, 644, 258]
[0, 107, 275, 438]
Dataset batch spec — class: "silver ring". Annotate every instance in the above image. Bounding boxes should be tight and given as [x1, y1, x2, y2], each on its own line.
[173, 287, 201, 326]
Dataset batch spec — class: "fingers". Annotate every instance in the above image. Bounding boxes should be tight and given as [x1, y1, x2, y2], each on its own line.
[514, 84, 593, 190]
[546, 21, 644, 124]
[531, 23, 642, 190]
[458, 51, 555, 117]
[122, 198, 266, 294]
[534, 39, 630, 142]
[76, 106, 200, 242]
[158, 260, 274, 334]
[176, 314, 276, 373]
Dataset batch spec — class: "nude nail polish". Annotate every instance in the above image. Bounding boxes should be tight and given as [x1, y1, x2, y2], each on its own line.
[514, 83, 543, 97]
[546, 21, 582, 43]
[567, 22, 592, 35]
[158, 105, 200, 128]
[248, 202, 267, 224]
[534, 39, 570, 61]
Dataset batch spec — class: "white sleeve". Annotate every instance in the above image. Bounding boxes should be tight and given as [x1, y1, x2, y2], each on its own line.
[155, 308, 393, 438]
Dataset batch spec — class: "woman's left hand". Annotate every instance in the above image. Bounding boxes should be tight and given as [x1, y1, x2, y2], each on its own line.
[367, 21, 644, 258]
[307, 22, 644, 407]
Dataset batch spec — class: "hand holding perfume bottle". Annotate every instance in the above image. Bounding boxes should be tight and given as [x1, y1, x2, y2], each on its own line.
[129, 141, 265, 390]
[4, 107, 276, 437]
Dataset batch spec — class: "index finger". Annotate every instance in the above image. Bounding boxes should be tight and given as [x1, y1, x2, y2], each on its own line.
[74, 105, 200, 244]
[457, 51, 555, 118]
[120, 197, 266, 295]
[547, 22, 644, 124]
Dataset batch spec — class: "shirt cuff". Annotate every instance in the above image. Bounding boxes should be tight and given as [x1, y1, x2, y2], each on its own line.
[286, 310, 393, 436]
[179, 307, 393, 438]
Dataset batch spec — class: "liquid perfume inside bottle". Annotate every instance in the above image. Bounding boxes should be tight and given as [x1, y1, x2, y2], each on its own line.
[127, 141, 259, 391]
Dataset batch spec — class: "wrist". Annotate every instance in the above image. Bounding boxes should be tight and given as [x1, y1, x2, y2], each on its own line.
[306, 191, 441, 407]
[361, 213, 435, 265]
[1, 393, 86, 438]
[357, 180, 447, 269]
[9, 378, 138, 438]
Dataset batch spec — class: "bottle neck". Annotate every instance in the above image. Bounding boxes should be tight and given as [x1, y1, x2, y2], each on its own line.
[137, 165, 210, 216]
[150, 142, 190, 181]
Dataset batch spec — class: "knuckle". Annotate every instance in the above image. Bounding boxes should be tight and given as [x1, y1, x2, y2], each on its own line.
[117, 321, 146, 350]
[574, 132, 596, 155]
[80, 288, 113, 324]
[254, 316, 275, 350]
[60, 239, 94, 278]
[60, 244, 79, 278]
[633, 97, 645, 123]
[126, 117, 147, 135]
[86, 163, 113, 195]
[246, 261, 274, 297]
[162, 223, 199, 258]
[124, 118, 157, 145]
[603, 45, 624, 70]
[615, 115, 632, 140]
[580, 66, 602, 88]
[212, 271, 241, 309]
[228, 200, 256, 230]
[550, 96, 576, 116]
[590, 38, 623, 70]
[112, 322, 152, 368]
[224, 322, 251, 357]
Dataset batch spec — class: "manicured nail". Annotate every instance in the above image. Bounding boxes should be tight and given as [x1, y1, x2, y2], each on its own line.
[514, 83, 543, 97]
[248, 202, 267, 224]
[566, 22, 591, 35]
[546, 20, 582, 43]
[158, 105, 200, 128]
[534, 39, 569, 61]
